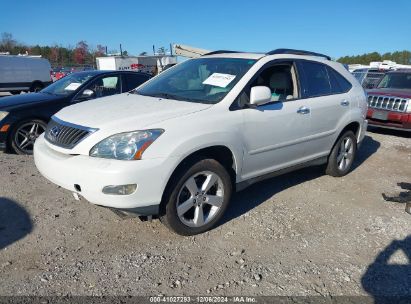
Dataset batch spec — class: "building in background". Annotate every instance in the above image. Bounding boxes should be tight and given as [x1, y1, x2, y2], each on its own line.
[96, 55, 177, 75]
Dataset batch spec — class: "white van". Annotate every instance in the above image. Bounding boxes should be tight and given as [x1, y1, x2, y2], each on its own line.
[0, 55, 52, 94]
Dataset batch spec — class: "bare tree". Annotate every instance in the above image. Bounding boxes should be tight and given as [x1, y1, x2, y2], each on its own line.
[74, 40, 89, 65]
[1, 32, 17, 51]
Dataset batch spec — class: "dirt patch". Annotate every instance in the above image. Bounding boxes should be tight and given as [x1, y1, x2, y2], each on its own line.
[0, 130, 410, 297]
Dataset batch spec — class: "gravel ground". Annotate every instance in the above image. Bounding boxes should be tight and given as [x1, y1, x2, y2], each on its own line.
[0, 128, 410, 297]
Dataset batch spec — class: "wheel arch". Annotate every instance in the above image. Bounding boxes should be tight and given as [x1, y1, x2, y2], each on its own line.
[328, 120, 361, 159]
[339, 121, 361, 140]
[159, 144, 239, 214]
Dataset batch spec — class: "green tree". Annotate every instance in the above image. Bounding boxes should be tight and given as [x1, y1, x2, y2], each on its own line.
[337, 50, 411, 65]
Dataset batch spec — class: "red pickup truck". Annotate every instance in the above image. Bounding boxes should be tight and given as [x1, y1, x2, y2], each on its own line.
[367, 70, 411, 131]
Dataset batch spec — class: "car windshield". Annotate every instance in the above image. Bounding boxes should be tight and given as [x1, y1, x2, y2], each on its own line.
[377, 73, 411, 89]
[41, 72, 95, 96]
[136, 58, 256, 104]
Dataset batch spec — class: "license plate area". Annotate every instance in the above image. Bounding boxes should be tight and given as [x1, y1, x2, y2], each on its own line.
[372, 110, 388, 121]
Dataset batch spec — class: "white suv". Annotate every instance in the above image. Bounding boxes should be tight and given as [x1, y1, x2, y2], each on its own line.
[34, 49, 368, 235]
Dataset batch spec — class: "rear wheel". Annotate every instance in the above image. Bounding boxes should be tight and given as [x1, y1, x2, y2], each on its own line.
[10, 119, 47, 155]
[160, 159, 232, 236]
[326, 130, 357, 177]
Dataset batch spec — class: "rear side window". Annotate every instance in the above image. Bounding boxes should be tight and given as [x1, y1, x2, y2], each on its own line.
[327, 67, 352, 93]
[299, 61, 331, 97]
[123, 73, 150, 92]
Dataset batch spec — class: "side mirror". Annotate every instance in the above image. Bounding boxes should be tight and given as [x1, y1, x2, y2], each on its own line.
[249, 86, 271, 106]
[80, 89, 95, 99]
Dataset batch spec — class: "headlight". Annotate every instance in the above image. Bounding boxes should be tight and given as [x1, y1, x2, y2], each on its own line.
[0, 111, 9, 121]
[89, 129, 164, 160]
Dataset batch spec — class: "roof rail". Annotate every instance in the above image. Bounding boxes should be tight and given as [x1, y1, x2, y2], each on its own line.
[203, 50, 241, 56]
[266, 48, 331, 60]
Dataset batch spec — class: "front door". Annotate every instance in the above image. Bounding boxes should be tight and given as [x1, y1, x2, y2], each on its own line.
[238, 62, 312, 180]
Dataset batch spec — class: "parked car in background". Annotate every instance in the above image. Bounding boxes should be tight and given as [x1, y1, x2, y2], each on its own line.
[34, 49, 368, 235]
[352, 68, 386, 89]
[0, 70, 151, 154]
[72, 66, 95, 72]
[0, 55, 52, 94]
[51, 67, 60, 82]
[367, 69, 411, 131]
[54, 67, 73, 81]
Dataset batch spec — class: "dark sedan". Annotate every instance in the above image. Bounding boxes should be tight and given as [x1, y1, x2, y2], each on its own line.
[0, 70, 151, 154]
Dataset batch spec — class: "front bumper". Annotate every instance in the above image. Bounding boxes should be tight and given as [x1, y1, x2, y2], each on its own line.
[367, 109, 411, 131]
[34, 135, 177, 214]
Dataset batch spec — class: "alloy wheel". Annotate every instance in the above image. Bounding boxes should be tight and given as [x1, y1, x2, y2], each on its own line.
[14, 121, 46, 154]
[176, 171, 225, 228]
[337, 136, 354, 171]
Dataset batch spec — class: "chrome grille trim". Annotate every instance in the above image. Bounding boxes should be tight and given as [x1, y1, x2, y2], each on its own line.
[367, 94, 409, 113]
[44, 116, 98, 149]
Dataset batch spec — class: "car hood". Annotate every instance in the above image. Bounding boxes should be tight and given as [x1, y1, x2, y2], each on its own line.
[0, 92, 59, 109]
[55, 93, 213, 131]
[367, 88, 411, 99]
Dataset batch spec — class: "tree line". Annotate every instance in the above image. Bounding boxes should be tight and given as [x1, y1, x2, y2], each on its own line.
[0, 32, 111, 67]
[337, 50, 411, 65]
[1, 32, 410, 67]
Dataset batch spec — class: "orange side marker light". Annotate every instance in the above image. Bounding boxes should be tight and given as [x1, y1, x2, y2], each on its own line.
[0, 124, 10, 132]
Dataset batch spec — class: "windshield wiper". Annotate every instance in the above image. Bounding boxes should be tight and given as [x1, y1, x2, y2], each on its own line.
[137, 91, 209, 104]
[149, 92, 185, 100]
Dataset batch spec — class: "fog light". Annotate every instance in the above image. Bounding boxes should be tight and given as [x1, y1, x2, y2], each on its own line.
[102, 184, 137, 195]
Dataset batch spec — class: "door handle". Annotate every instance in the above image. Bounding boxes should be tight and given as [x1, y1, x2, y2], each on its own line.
[297, 106, 310, 114]
[341, 100, 350, 106]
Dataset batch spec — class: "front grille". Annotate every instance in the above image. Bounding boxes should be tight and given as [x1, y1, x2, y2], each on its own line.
[44, 117, 97, 149]
[367, 94, 409, 112]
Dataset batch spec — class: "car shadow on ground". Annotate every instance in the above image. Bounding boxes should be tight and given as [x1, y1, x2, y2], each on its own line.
[351, 134, 381, 171]
[219, 134, 380, 226]
[0, 197, 32, 250]
[367, 126, 411, 139]
[361, 236, 411, 304]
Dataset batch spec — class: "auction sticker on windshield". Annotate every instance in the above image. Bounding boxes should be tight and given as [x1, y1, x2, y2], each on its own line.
[65, 83, 82, 91]
[203, 73, 236, 88]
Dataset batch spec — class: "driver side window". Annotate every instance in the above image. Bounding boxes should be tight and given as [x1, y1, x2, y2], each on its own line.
[79, 75, 121, 100]
[236, 63, 298, 108]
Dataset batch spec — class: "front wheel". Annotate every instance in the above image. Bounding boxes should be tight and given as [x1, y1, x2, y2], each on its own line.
[326, 130, 357, 177]
[160, 159, 232, 236]
[10, 119, 47, 155]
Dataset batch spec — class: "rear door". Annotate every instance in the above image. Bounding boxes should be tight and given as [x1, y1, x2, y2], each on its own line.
[296, 60, 353, 159]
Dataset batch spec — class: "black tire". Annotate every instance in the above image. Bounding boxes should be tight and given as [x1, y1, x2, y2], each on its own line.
[30, 82, 43, 92]
[9, 119, 47, 155]
[160, 158, 232, 236]
[326, 130, 357, 177]
[10, 90, 21, 95]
